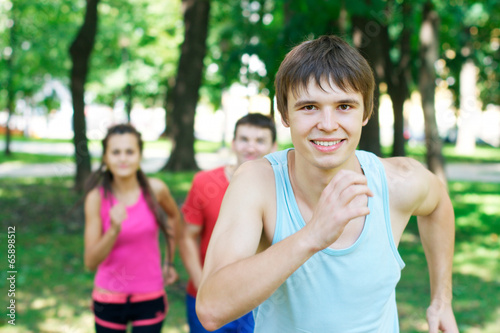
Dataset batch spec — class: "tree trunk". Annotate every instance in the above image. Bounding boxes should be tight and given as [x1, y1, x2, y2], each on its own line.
[455, 59, 478, 155]
[163, 0, 211, 171]
[352, 15, 382, 157]
[418, 1, 446, 182]
[383, 2, 412, 157]
[4, 1, 17, 156]
[162, 77, 176, 139]
[69, 0, 100, 191]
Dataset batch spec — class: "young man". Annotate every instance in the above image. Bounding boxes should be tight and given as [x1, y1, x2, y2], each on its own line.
[180, 113, 277, 332]
[196, 35, 458, 332]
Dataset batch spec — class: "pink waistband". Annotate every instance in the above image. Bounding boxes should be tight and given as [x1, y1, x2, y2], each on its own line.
[92, 289, 165, 304]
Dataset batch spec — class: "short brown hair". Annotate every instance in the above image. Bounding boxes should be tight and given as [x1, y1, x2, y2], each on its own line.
[234, 113, 277, 143]
[275, 35, 375, 125]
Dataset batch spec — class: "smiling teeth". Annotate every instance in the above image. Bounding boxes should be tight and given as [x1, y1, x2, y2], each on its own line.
[313, 140, 341, 146]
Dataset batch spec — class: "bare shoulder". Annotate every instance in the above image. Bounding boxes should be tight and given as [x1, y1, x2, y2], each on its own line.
[84, 188, 102, 230]
[147, 177, 171, 198]
[233, 158, 275, 184]
[203, 158, 275, 273]
[380, 156, 427, 182]
[380, 156, 442, 215]
[84, 187, 102, 210]
[229, 158, 276, 204]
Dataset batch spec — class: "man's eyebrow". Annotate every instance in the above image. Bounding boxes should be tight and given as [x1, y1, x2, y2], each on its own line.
[293, 100, 316, 108]
[336, 99, 361, 105]
[293, 98, 361, 108]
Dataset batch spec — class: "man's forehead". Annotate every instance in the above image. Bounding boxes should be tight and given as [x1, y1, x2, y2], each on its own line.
[235, 124, 272, 137]
[297, 75, 356, 92]
[288, 77, 361, 101]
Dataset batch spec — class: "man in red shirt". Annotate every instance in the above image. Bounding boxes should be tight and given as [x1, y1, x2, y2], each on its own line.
[180, 113, 277, 333]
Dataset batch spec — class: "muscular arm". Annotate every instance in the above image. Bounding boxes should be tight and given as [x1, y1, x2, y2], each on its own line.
[386, 157, 458, 332]
[196, 160, 372, 330]
[415, 175, 458, 332]
[83, 189, 121, 270]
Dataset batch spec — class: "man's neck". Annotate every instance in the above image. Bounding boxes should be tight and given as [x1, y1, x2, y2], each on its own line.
[288, 150, 361, 206]
[224, 164, 237, 182]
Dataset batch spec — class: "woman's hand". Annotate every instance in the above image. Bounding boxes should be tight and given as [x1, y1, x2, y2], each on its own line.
[163, 263, 179, 286]
[109, 202, 127, 232]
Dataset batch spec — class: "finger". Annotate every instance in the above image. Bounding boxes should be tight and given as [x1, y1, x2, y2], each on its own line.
[325, 172, 372, 203]
[342, 184, 373, 203]
[328, 170, 368, 191]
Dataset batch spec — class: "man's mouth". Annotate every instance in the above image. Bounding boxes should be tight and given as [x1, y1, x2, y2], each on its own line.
[311, 139, 343, 147]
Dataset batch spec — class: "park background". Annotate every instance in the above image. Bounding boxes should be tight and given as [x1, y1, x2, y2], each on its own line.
[0, 0, 499, 332]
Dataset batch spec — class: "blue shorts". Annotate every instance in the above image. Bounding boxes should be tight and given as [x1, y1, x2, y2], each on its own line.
[186, 294, 254, 333]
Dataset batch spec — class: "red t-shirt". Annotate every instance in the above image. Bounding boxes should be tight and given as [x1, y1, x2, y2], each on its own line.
[181, 167, 229, 297]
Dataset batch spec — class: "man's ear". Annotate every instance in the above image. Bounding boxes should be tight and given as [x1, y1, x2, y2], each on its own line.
[362, 117, 369, 126]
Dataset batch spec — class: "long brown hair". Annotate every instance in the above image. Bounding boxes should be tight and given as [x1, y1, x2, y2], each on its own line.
[83, 124, 172, 248]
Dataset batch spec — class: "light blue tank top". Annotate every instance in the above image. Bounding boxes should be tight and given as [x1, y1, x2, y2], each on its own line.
[254, 149, 405, 333]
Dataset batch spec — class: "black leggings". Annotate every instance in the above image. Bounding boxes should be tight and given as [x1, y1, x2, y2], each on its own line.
[93, 295, 166, 332]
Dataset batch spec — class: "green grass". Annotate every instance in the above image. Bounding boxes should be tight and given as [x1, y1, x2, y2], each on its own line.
[0, 176, 498, 332]
[0, 134, 72, 144]
[0, 152, 73, 165]
[396, 181, 500, 333]
[382, 143, 500, 164]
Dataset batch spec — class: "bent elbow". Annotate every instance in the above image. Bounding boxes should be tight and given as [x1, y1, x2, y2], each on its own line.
[196, 299, 224, 331]
[84, 256, 97, 271]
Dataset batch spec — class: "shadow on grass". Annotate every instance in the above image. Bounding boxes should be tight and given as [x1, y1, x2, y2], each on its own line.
[397, 181, 500, 333]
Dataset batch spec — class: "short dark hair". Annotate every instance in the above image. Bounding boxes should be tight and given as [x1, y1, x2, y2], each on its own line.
[275, 35, 375, 125]
[234, 113, 277, 143]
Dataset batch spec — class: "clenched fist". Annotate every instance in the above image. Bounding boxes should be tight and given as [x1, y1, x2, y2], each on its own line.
[109, 202, 127, 232]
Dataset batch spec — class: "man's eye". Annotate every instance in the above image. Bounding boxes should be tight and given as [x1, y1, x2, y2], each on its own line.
[303, 105, 316, 111]
[339, 104, 351, 111]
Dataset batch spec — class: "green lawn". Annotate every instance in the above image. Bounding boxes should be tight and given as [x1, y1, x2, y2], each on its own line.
[0, 142, 499, 332]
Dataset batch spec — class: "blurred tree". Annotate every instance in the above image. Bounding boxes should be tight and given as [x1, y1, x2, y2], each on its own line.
[350, 0, 385, 157]
[378, 1, 413, 157]
[1, 0, 82, 153]
[85, 0, 182, 112]
[69, 0, 100, 191]
[164, 0, 211, 171]
[419, 0, 446, 182]
[3, 0, 17, 156]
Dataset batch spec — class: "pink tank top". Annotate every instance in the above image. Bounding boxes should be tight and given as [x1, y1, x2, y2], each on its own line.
[94, 188, 164, 293]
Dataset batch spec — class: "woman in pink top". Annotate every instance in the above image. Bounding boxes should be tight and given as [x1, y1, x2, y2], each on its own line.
[83, 124, 180, 332]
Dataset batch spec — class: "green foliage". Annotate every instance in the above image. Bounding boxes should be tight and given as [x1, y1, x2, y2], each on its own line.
[0, 0, 183, 114]
[437, 0, 500, 106]
[0, 0, 83, 109]
[86, 0, 183, 108]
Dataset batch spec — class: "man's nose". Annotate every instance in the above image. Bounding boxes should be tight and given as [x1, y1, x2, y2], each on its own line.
[317, 109, 339, 132]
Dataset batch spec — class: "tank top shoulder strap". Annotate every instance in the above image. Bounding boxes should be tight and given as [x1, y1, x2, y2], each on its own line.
[264, 148, 290, 166]
[355, 150, 404, 268]
[264, 149, 299, 244]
